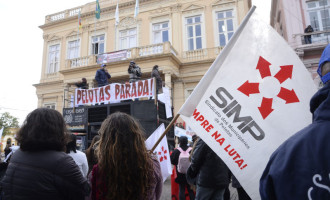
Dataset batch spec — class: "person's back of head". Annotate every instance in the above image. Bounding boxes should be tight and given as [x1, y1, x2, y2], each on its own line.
[16, 108, 68, 152]
[179, 136, 188, 147]
[97, 112, 154, 199]
[66, 133, 77, 153]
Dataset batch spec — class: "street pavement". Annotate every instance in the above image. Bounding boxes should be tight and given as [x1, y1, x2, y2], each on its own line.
[160, 177, 239, 200]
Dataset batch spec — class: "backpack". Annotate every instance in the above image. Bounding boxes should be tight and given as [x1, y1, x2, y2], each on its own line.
[177, 147, 192, 174]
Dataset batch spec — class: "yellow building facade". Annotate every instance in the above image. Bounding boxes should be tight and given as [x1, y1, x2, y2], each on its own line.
[34, 0, 251, 121]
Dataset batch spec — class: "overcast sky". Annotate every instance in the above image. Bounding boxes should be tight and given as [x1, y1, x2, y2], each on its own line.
[0, 0, 270, 125]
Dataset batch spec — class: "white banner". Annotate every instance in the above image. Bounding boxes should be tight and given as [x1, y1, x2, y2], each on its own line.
[179, 7, 317, 199]
[174, 126, 193, 142]
[145, 123, 172, 182]
[75, 78, 155, 106]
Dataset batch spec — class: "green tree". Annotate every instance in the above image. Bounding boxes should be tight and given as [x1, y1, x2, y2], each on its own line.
[0, 112, 19, 136]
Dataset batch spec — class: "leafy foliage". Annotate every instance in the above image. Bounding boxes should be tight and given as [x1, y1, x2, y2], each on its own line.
[0, 112, 19, 136]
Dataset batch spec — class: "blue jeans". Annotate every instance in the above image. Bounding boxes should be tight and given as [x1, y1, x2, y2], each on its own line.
[195, 186, 225, 200]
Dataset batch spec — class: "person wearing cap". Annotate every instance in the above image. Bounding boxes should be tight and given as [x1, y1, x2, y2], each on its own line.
[128, 61, 142, 83]
[259, 44, 330, 200]
[95, 64, 111, 87]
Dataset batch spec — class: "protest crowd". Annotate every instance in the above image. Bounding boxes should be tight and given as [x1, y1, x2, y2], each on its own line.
[1, 9, 330, 200]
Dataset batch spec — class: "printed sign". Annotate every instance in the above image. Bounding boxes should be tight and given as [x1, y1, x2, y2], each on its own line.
[75, 78, 155, 106]
[63, 107, 87, 126]
[97, 50, 128, 64]
[179, 8, 317, 199]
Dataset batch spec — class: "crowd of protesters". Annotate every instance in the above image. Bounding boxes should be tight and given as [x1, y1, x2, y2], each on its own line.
[1, 44, 330, 200]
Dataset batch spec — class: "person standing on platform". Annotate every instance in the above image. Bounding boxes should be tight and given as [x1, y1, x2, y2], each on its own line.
[74, 78, 88, 89]
[151, 65, 163, 94]
[128, 61, 142, 83]
[95, 64, 111, 87]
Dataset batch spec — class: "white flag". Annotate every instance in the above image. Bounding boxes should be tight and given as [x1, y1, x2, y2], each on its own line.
[115, 1, 119, 26]
[134, 0, 139, 18]
[178, 6, 317, 199]
[145, 124, 172, 182]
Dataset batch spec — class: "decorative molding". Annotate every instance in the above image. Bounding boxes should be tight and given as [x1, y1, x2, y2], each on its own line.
[182, 4, 205, 13]
[118, 16, 137, 29]
[170, 4, 182, 13]
[149, 13, 171, 21]
[47, 34, 61, 42]
[212, 0, 236, 6]
[66, 30, 81, 38]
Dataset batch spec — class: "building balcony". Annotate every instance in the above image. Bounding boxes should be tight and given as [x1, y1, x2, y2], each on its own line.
[64, 42, 178, 69]
[295, 30, 330, 51]
[182, 47, 224, 62]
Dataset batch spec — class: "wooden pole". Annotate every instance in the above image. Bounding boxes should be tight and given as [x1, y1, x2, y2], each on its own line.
[150, 113, 180, 152]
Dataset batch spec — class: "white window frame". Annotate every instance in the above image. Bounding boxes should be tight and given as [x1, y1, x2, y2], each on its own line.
[152, 21, 170, 44]
[44, 103, 56, 110]
[307, 0, 330, 41]
[185, 15, 203, 51]
[216, 10, 235, 47]
[185, 88, 194, 101]
[67, 39, 80, 59]
[47, 44, 60, 74]
[91, 34, 105, 55]
[119, 28, 137, 50]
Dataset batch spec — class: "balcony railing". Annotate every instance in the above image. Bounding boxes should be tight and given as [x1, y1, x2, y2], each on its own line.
[295, 30, 330, 46]
[64, 42, 178, 69]
[46, 7, 82, 23]
[45, 0, 139, 24]
[65, 55, 97, 69]
[182, 46, 224, 62]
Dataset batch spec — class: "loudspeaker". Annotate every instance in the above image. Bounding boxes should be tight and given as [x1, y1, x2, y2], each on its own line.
[86, 100, 174, 148]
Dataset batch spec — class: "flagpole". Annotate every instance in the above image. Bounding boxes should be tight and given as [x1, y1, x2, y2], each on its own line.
[115, 0, 119, 50]
[150, 113, 180, 152]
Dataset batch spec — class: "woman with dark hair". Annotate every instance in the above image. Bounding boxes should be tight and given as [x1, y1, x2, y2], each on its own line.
[85, 135, 100, 175]
[2, 108, 89, 200]
[66, 133, 88, 178]
[90, 112, 163, 200]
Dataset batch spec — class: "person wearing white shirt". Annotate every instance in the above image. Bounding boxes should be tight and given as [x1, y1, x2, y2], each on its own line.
[66, 133, 89, 178]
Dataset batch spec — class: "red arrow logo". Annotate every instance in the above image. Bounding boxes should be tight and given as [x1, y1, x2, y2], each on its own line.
[277, 87, 300, 104]
[274, 65, 293, 84]
[237, 81, 260, 97]
[256, 56, 272, 78]
[258, 98, 274, 119]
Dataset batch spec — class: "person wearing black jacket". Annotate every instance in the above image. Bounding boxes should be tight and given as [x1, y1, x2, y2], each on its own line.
[95, 64, 111, 87]
[188, 139, 230, 200]
[170, 136, 195, 200]
[74, 78, 88, 89]
[1, 108, 89, 200]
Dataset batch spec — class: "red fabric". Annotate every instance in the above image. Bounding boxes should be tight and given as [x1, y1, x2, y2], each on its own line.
[171, 166, 190, 200]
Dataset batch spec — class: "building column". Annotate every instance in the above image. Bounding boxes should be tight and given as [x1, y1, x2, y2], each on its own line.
[37, 94, 44, 108]
[87, 78, 95, 89]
